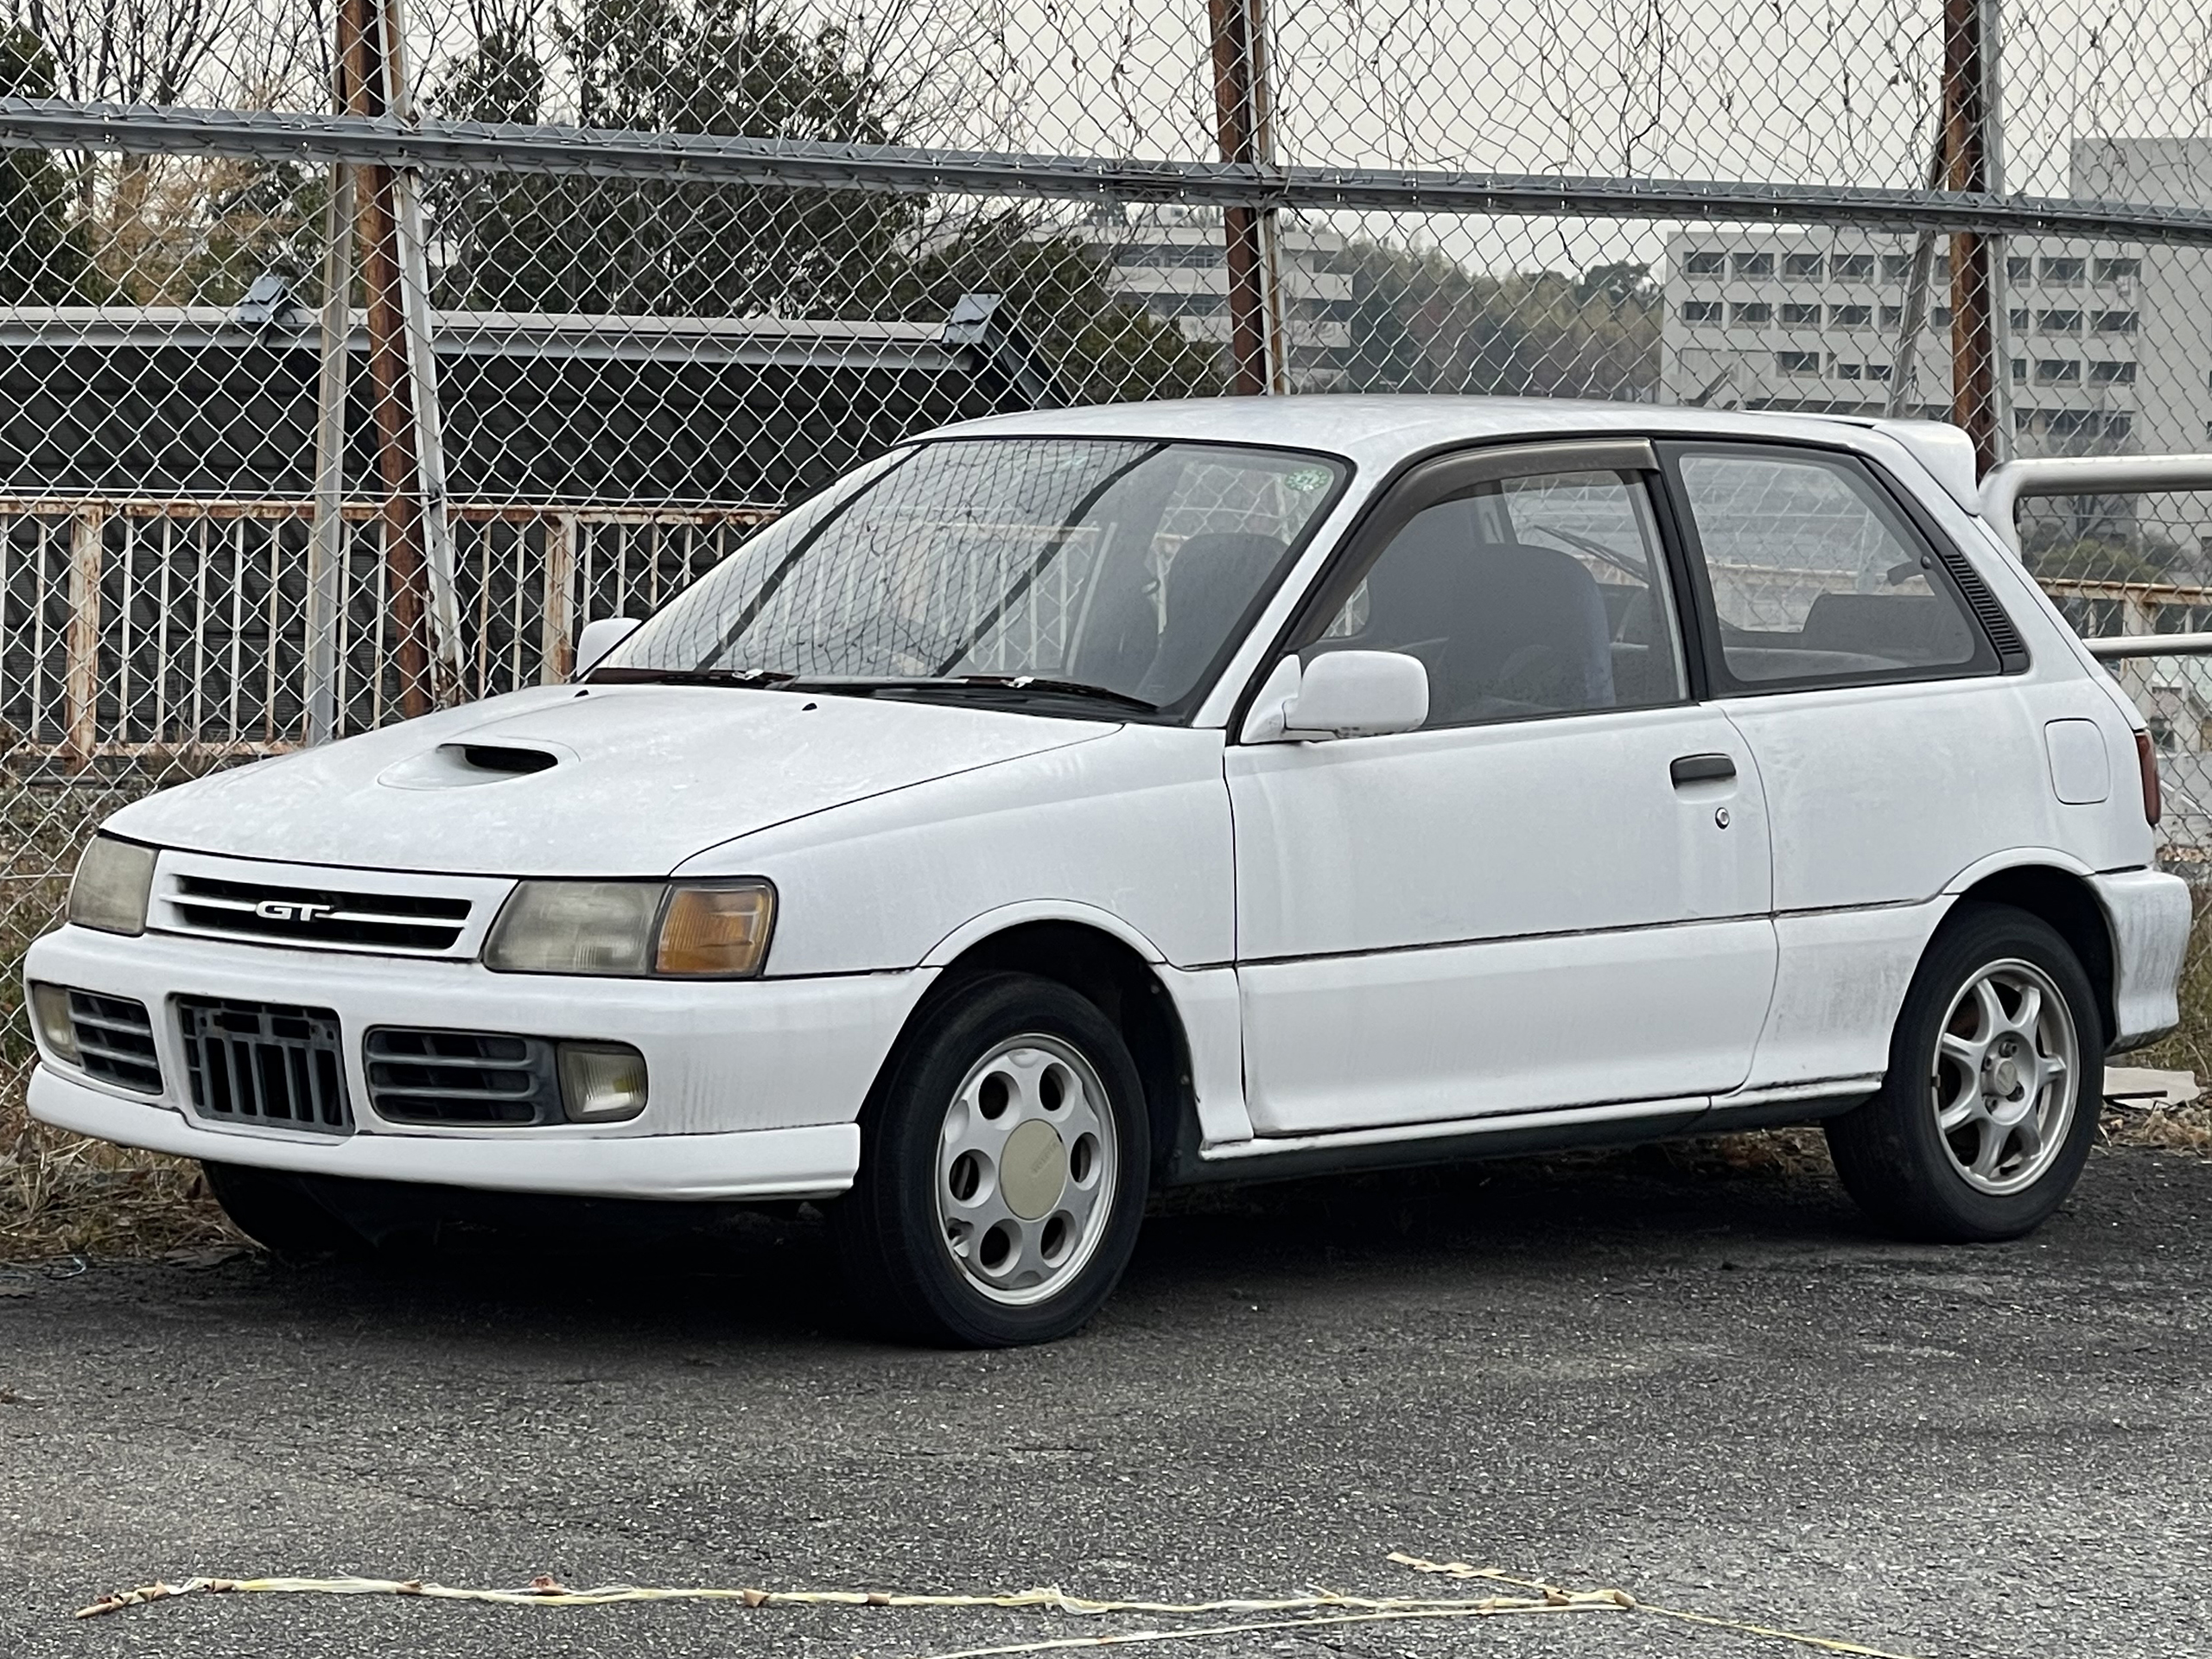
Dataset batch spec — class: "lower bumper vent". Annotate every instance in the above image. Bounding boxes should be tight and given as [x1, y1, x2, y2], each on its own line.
[69, 991, 162, 1094]
[365, 1028, 560, 1126]
[177, 998, 352, 1134]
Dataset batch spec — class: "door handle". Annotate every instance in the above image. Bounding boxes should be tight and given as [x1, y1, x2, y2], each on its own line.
[1670, 753, 1736, 786]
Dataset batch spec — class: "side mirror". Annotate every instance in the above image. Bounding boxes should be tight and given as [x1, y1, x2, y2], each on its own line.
[573, 616, 641, 681]
[1243, 651, 1429, 742]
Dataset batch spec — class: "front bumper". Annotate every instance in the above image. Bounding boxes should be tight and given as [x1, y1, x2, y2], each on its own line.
[23, 923, 928, 1199]
[2091, 867, 2194, 1052]
[30, 1065, 859, 1199]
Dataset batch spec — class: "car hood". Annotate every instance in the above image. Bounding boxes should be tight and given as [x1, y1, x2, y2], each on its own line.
[106, 684, 1114, 876]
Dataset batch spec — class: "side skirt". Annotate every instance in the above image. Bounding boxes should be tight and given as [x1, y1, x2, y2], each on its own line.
[1162, 1083, 1876, 1189]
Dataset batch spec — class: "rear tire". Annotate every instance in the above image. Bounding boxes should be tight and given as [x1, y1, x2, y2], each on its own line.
[1826, 902, 2103, 1242]
[200, 1162, 364, 1259]
[832, 972, 1150, 1347]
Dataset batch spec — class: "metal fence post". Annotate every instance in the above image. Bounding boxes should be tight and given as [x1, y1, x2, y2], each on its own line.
[541, 513, 576, 684]
[338, 0, 437, 719]
[381, 0, 465, 709]
[1942, 0, 2001, 472]
[1207, 0, 1287, 396]
[65, 504, 104, 762]
[307, 162, 354, 746]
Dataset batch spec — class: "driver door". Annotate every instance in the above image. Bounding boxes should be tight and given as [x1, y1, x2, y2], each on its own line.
[1228, 440, 1778, 1136]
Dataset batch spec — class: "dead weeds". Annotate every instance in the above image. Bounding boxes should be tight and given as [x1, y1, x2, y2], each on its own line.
[0, 1082, 238, 1264]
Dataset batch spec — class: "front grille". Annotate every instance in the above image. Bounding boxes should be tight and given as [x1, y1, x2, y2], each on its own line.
[365, 1028, 561, 1126]
[168, 873, 471, 953]
[68, 991, 162, 1094]
[178, 998, 353, 1134]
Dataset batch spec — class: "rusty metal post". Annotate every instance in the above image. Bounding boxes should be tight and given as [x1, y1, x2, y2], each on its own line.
[65, 505, 104, 762]
[1207, 0, 1287, 396]
[339, 0, 433, 717]
[379, 0, 465, 704]
[1942, 0, 1999, 473]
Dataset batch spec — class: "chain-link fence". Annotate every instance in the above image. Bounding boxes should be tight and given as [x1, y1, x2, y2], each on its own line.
[6, 0, 2212, 1130]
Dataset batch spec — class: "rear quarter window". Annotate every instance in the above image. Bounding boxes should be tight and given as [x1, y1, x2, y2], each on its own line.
[1664, 445, 2007, 691]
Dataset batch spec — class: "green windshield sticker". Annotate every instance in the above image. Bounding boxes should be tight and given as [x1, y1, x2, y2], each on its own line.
[1287, 468, 1331, 491]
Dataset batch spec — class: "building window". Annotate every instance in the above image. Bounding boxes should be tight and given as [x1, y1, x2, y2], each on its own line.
[2008, 308, 2028, 328]
[1681, 300, 1723, 322]
[2035, 359, 2082, 384]
[2096, 257, 2141, 281]
[1881, 254, 1913, 282]
[1867, 363, 1891, 380]
[1780, 302, 1820, 324]
[2040, 257, 2085, 282]
[2011, 359, 2027, 382]
[1684, 251, 1726, 276]
[1931, 307, 1952, 327]
[1878, 304, 1904, 327]
[1783, 252, 1825, 279]
[2093, 309, 2138, 334]
[2037, 308, 2083, 334]
[2089, 361, 2138, 384]
[2006, 257, 2032, 281]
[1733, 252, 1775, 278]
[1834, 360, 1864, 379]
[1832, 254, 1874, 280]
[1732, 302, 1773, 324]
[1829, 304, 1872, 328]
[1775, 350, 1820, 373]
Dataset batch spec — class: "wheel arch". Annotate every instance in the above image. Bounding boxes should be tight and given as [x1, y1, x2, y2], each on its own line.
[1951, 860, 2118, 1045]
[874, 916, 1197, 1185]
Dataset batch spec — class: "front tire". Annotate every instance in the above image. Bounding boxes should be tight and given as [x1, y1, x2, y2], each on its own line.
[833, 972, 1151, 1346]
[1826, 902, 2103, 1242]
[200, 1162, 364, 1258]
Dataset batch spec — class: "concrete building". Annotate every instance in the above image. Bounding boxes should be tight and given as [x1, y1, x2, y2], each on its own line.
[1660, 140, 2212, 459]
[1077, 206, 1352, 386]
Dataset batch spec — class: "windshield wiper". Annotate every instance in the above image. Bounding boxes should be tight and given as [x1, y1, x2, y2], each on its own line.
[590, 666, 798, 688]
[787, 675, 1157, 713]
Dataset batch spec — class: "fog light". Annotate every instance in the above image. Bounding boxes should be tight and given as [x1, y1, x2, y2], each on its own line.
[557, 1041, 647, 1122]
[29, 982, 79, 1065]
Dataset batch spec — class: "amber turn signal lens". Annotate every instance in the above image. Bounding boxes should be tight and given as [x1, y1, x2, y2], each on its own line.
[654, 882, 775, 976]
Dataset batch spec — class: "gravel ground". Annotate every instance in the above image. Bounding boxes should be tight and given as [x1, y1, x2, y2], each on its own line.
[3, 1142, 2209, 1659]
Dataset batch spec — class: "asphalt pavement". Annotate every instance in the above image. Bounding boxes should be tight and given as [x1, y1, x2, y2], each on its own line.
[3, 1141, 2209, 1659]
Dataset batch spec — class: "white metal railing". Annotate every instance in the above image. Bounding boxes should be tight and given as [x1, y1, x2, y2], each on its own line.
[0, 497, 778, 759]
[1977, 452, 2212, 661]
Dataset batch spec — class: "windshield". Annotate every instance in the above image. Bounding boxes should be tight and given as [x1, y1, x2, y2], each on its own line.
[595, 437, 1348, 715]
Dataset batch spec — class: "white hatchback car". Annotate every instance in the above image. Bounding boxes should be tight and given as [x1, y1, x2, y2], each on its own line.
[26, 398, 2192, 1344]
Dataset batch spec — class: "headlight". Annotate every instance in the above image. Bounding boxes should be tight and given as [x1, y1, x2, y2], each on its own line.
[67, 836, 156, 936]
[484, 879, 775, 977]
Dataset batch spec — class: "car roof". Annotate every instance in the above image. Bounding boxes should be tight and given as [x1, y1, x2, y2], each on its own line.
[916, 394, 1936, 476]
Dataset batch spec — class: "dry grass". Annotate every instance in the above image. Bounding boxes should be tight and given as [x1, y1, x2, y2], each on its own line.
[0, 1105, 237, 1262]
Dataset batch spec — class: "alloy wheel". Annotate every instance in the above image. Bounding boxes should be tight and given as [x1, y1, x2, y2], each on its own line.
[1929, 957, 2081, 1196]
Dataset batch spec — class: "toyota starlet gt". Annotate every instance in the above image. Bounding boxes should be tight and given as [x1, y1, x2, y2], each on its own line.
[27, 397, 2190, 1345]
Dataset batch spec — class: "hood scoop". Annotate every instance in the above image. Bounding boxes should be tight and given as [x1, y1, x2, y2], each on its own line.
[378, 741, 568, 791]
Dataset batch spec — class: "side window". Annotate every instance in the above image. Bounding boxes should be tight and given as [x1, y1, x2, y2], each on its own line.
[1306, 468, 1687, 728]
[1669, 448, 1989, 688]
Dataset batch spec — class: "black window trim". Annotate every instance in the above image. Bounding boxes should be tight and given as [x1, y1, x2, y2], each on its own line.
[1235, 436, 1699, 740]
[1652, 437, 2028, 699]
